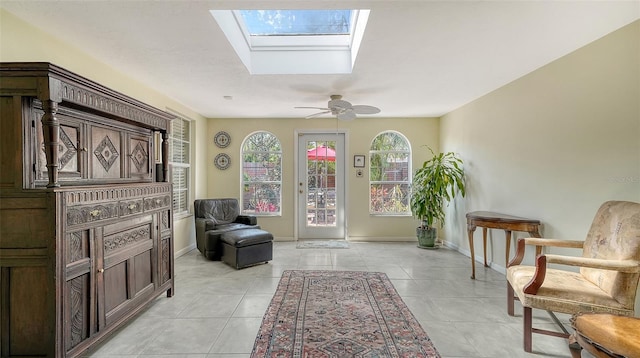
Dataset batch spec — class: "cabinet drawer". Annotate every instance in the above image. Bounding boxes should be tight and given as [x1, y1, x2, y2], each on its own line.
[118, 198, 144, 218]
[144, 195, 171, 211]
[67, 202, 119, 226]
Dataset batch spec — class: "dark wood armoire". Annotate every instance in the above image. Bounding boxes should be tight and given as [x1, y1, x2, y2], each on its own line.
[0, 63, 175, 358]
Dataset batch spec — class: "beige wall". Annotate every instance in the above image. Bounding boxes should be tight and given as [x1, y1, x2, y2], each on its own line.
[4, 6, 639, 292]
[1, 9, 207, 255]
[440, 19, 640, 313]
[207, 117, 438, 240]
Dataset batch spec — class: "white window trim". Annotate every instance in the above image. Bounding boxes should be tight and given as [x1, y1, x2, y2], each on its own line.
[369, 131, 412, 216]
[240, 131, 283, 216]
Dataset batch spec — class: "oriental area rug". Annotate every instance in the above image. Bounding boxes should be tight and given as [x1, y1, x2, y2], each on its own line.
[250, 270, 441, 358]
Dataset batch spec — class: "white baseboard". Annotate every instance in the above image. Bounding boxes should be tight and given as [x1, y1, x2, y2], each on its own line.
[175, 243, 196, 258]
[442, 240, 507, 275]
[347, 236, 416, 242]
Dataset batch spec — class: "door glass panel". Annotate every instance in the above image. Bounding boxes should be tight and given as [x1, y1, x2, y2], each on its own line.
[306, 140, 336, 228]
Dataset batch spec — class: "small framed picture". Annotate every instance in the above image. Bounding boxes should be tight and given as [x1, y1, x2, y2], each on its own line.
[354, 155, 365, 168]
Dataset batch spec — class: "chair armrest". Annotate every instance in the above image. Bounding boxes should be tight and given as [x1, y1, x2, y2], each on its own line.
[235, 215, 257, 225]
[545, 254, 640, 273]
[522, 255, 640, 295]
[195, 218, 215, 240]
[508, 237, 584, 267]
[521, 238, 585, 248]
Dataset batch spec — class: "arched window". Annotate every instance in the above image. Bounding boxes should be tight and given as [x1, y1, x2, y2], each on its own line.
[241, 131, 282, 215]
[369, 131, 411, 215]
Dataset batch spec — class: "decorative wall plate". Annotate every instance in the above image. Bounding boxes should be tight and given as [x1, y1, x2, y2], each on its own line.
[214, 153, 231, 170]
[214, 131, 231, 148]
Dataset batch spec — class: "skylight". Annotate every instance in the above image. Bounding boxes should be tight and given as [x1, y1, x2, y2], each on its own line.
[239, 10, 352, 36]
[210, 9, 370, 75]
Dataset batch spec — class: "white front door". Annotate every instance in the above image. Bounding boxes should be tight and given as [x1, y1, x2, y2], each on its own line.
[297, 133, 345, 239]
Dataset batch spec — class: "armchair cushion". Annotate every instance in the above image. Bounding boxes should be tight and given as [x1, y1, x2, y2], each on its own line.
[507, 266, 631, 315]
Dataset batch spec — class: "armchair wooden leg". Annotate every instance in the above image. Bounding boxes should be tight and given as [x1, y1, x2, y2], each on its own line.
[524, 307, 533, 353]
[568, 334, 582, 358]
[507, 282, 515, 316]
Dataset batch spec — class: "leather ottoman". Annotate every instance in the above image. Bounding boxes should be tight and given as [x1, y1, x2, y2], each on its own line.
[220, 228, 273, 269]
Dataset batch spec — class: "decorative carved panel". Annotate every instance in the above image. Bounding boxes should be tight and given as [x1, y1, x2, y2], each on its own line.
[91, 126, 121, 179]
[60, 81, 170, 130]
[93, 135, 119, 172]
[161, 237, 170, 284]
[161, 210, 169, 230]
[69, 276, 85, 349]
[68, 232, 84, 263]
[104, 225, 151, 253]
[131, 142, 148, 172]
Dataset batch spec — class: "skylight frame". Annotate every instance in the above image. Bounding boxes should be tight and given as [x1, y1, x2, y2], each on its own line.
[210, 9, 371, 74]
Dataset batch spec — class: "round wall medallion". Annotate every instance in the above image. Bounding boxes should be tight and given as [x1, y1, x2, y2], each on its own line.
[214, 153, 231, 170]
[214, 131, 231, 148]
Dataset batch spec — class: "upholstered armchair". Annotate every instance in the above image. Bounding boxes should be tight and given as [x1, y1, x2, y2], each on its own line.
[506, 200, 640, 353]
[194, 198, 259, 260]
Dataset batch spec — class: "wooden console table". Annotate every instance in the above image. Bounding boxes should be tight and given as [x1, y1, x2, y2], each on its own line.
[466, 211, 541, 279]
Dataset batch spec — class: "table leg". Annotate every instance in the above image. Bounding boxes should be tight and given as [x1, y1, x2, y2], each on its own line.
[467, 226, 476, 279]
[505, 230, 512, 267]
[482, 228, 488, 267]
[529, 230, 542, 256]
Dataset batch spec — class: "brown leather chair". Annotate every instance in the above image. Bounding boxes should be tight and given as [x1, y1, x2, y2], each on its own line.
[506, 201, 640, 353]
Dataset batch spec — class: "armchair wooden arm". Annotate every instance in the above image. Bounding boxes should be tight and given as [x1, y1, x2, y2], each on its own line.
[508, 237, 584, 267]
[523, 255, 640, 295]
[545, 255, 640, 273]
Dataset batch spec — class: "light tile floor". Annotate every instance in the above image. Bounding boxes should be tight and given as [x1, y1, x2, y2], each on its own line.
[85, 241, 583, 358]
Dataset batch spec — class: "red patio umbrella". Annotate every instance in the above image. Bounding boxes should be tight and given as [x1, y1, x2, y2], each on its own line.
[307, 145, 336, 161]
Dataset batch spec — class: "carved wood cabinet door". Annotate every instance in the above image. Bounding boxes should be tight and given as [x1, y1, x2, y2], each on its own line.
[63, 229, 97, 352]
[97, 215, 156, 328]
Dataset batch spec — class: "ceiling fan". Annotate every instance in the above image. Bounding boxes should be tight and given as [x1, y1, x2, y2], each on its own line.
[295, 95, 380, 121]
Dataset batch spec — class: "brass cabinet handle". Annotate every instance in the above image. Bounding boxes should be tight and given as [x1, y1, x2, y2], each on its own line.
[128, 203, 137, 210]
[98, 268, 104, 273]
[89, 209, 101, 217]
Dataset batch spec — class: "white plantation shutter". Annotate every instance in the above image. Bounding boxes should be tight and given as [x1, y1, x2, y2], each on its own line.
[169, 117, 190, 214]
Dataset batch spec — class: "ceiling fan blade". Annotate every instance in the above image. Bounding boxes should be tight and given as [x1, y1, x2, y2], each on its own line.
[337, 109, 357, 121]
[295, 106, 330, 110]
[351, 105, 380, 115]
[305, 111, 331, 119]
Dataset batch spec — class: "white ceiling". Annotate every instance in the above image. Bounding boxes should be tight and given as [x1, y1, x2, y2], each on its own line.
[2, 1, 638, 119]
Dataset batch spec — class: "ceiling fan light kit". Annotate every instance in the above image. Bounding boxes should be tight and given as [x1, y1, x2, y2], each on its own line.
[295, 94, 380, 120]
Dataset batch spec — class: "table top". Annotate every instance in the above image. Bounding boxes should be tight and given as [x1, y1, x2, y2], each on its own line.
[466, 211, 540, 224]
[573, 313, 640, 357]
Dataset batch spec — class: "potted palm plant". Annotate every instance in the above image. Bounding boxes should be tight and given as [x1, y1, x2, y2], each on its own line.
[410, 147, 466, 248]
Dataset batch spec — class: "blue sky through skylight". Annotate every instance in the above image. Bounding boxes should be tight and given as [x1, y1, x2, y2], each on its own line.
[239, 10, 352, 36]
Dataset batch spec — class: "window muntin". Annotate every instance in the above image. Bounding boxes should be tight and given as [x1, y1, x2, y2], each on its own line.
[241, 131, 282, 215]
[169, 117, 190, 215]
[369, 131, 411, 215]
